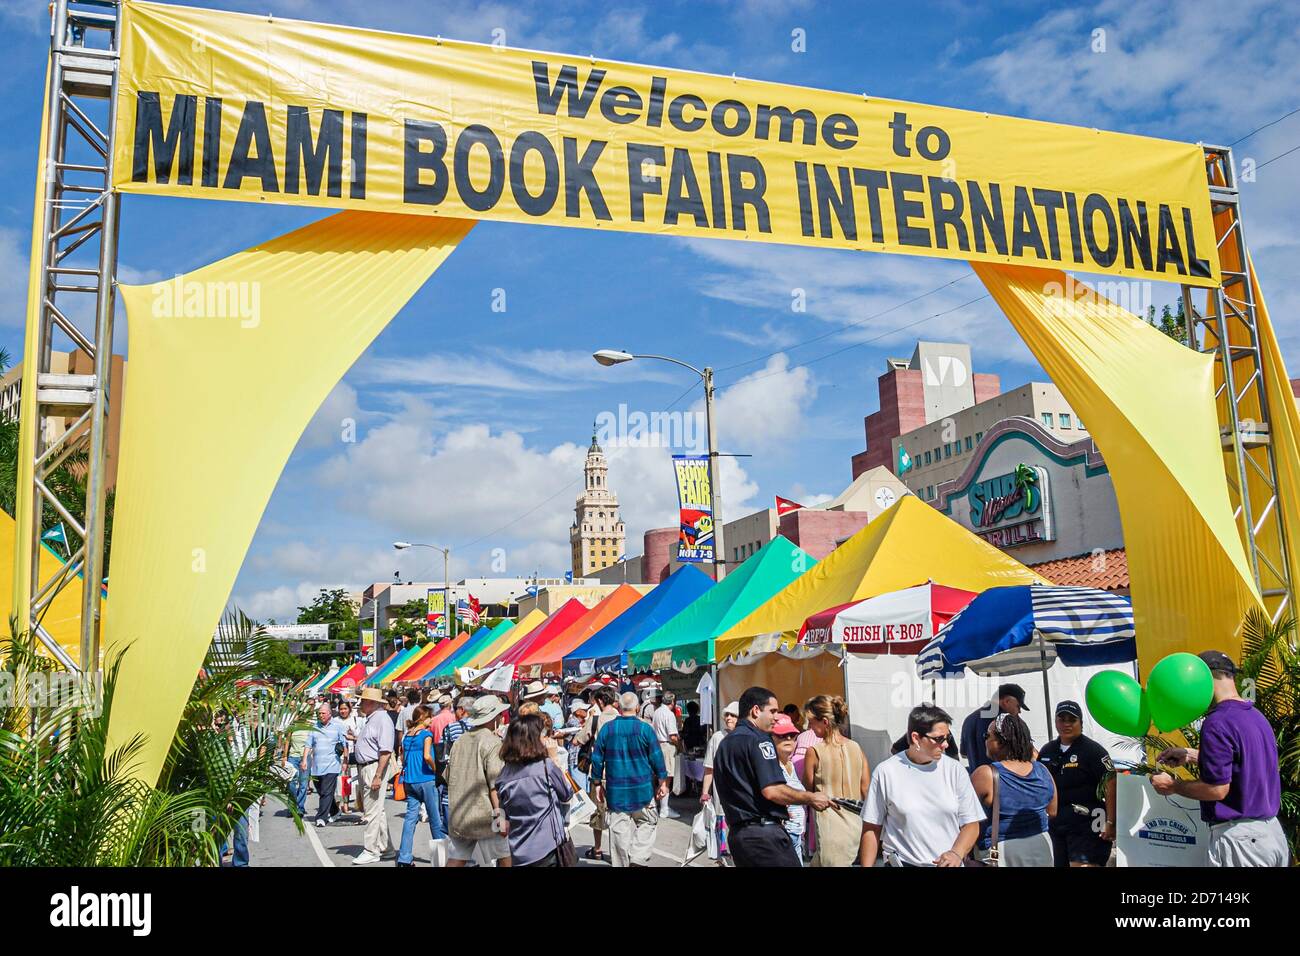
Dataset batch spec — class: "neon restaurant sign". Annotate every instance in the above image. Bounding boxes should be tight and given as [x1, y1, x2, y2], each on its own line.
[967, 464, 1054, 548]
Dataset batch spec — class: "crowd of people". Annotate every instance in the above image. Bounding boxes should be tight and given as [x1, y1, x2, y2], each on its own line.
[274, 646, 1284, 868]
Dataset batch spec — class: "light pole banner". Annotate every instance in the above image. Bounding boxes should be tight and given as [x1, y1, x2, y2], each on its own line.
[426, 589, 447, 638]
[114, 1, 1219, 286]
[360, 622, 376, 662]
[673, 455, 714, 564]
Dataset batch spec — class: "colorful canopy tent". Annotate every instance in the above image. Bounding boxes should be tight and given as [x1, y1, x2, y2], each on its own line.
[627, 536, 816, 672]
[363, 645, 420, 686]
[385, 641, 442, 683]
[564, 566, 715, 676]
[431, 619, 514, 679]
[364, 649, 400, 681]
[306, 667, 339, 694]
[324, 662, 367, 692]
[460, 608, 548, 673]
[715, 495, 1049, 660]
[797, 582, 978, 654]
[515, 584, 646, 678]
[491, 599, 592, 671]
[292, 671, 321, 693]
[401, 626, 489, 684]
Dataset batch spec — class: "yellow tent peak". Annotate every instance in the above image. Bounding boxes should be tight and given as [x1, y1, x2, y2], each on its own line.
[714, 494, 1047, 658]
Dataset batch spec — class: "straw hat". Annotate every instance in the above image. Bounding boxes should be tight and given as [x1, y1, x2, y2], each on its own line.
[357, 687, 384, 703]
[521, 680, 548, 700]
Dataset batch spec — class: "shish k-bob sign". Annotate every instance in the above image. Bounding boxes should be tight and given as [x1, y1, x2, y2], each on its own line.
[114, 1, 1220, 286]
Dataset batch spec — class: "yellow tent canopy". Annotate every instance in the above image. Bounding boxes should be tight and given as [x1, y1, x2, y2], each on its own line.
[714, 494, 1048, 660]
[459, 608, 547, 673]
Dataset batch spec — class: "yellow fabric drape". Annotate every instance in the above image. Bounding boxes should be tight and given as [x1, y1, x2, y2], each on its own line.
[106, 211, 473, 785]
[973, 263, 1261, 673]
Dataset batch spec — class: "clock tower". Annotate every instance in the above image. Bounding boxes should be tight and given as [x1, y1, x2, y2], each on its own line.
[570, 428, 626, 577]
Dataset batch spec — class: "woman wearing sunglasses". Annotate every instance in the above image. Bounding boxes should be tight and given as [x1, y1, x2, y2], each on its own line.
[859, 705, 984, 867]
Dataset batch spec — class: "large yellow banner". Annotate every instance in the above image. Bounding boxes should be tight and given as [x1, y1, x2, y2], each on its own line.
[114, 1, 1219, 286]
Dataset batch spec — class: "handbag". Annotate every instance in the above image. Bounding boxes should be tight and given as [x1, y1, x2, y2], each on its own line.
[565, 772, 597, 828]
[545, 762, 578, 867]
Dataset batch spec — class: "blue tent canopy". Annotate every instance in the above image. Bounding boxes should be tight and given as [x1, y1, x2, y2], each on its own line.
[917, 585, 1136, 679]
[563, 565, 715, 675]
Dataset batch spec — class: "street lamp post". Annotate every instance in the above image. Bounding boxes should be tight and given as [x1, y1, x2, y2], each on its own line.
[593, 350, 727, 581]
[393, 541, 455, 640]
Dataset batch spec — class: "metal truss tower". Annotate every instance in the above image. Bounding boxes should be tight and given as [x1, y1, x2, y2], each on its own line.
[1181, 145, 1295, 623]
[14, 0, 121, 673]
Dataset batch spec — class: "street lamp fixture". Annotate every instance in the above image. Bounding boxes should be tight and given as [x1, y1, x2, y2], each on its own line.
[592, 349, 727, 580]
[592, 349, 635, 366]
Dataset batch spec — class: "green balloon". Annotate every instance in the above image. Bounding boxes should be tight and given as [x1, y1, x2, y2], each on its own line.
[1085, 671, 1151, 737]
[1146, 653, 1214, 732]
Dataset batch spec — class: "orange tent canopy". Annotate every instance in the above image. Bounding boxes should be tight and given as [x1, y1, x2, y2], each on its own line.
[515, 584, 645, 678]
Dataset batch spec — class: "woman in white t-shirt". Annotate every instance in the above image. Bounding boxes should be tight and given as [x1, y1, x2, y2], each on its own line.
[859, 705, 984, 867]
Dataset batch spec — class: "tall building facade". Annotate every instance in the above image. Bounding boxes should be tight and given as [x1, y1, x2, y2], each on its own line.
[570, 431, 626, 576]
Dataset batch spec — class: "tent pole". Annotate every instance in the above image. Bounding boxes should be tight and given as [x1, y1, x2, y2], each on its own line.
[1035, 630, 1053, 740]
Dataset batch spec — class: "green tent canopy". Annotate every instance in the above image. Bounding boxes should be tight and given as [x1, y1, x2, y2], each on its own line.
[627, 535, 816, 671]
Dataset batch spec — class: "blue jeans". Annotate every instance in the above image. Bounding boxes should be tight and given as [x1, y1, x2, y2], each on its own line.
[289, 765, 310, 814]
[220, 815, 249, 867]
[398, 780, 446, 864]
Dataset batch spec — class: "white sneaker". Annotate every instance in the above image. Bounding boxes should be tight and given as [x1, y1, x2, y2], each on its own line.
[662, 805, 681, 819]
[353, 851, 382, 865]
[315, 819, 325, 828]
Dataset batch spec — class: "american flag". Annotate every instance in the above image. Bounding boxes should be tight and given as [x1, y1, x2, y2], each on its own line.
[456, 595, 482, 626]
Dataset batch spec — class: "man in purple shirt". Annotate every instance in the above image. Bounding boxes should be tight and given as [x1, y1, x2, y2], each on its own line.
[1151, 650, 1286, 867]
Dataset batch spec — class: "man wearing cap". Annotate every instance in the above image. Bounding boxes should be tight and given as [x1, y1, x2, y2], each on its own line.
[651, 691, 683, 818]
[1036, 701, 1116, 867]
[1151, 651, 1286, 867]
[712, 686, 831, 867]
[445, 696, 513, 867]
[960, 683, 1028, 773]
[590, 691, 669, 867]
[351, 687, 396, 864]
[564, 699, 591, 791]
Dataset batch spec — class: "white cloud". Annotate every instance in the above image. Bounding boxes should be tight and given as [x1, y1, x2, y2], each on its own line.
[0, 228, 26, 328]
[707, 354, 817, 450]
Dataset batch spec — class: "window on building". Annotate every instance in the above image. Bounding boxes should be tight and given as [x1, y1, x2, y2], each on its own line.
[1060, 413, 1072, 429]
[927, 485, 934, 499]
[943, 444, 952, 459]
[1076, 418, 1085, 431]
[924, 450, 932, 465]
[976, 431, 983, 442]
[1041, 412, 1053, 427]
[934, 447, 941, 461]
[965, 436, 973, 451]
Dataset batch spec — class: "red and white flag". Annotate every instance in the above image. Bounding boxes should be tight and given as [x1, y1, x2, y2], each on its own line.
[775, 495, 805, 516]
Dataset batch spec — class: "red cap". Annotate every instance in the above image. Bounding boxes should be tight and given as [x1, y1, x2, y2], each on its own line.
[771, 714, 799, 736]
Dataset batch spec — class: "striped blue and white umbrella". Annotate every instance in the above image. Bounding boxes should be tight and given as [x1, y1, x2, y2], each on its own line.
[916, 585, 1136, 680]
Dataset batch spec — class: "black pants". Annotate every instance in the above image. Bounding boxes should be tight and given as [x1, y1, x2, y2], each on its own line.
[314, 773, 338, 824]
[730, 823, 801, 867]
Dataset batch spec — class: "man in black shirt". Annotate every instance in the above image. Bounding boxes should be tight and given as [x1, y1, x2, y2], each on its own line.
[712, 685, 830, 867]
[1036, 700, 1116, 867]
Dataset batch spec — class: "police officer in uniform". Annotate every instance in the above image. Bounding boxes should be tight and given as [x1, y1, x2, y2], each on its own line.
[712, 685, 831, 866]
[1036, 700, 1116, 867]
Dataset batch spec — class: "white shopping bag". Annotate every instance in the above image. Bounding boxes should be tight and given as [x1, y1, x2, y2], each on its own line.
[567, 786, 598, 828]
[1115, 774, 1210, 867]
[428, 837, 448, 868]
[247, 801, 261, 843]
[672, 754, 686, 796]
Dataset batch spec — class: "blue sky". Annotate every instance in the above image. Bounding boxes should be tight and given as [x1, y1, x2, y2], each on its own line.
[2, 0, 1297, 621]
